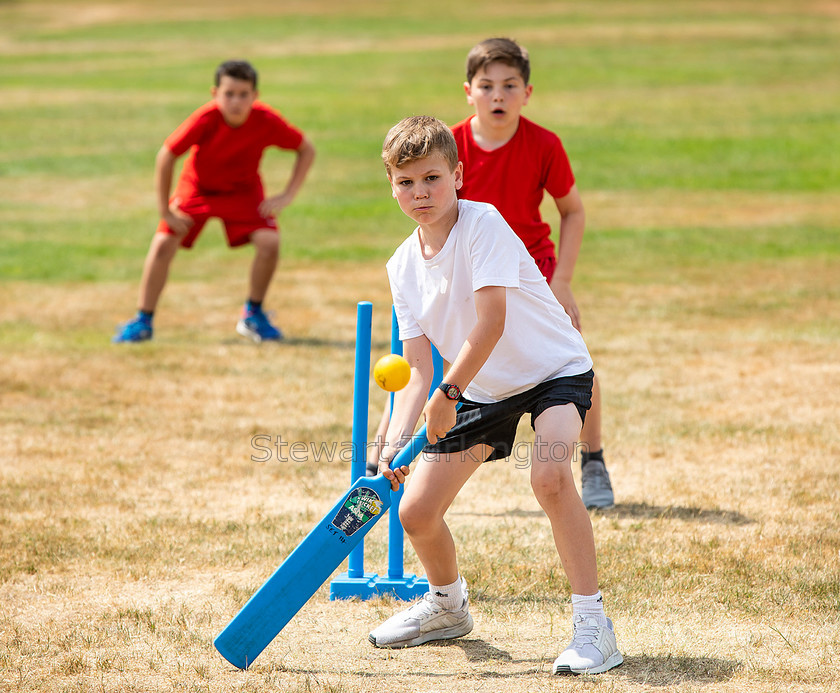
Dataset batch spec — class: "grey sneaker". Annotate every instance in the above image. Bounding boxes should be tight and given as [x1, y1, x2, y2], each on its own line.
[581, 459, 615, 509]
[368, 584, 473, 648]
[553, 615, 623, 675]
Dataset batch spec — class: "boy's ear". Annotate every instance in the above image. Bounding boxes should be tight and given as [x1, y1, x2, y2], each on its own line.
[463, 81, 474, 105]
[523, 83, 534, 104]
[454, 161, 464, 190]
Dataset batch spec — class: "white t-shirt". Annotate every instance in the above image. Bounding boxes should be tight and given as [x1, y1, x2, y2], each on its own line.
[386, 199, 592, 403]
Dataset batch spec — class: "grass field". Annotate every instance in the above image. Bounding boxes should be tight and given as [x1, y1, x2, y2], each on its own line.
[1, 1, 839, 691]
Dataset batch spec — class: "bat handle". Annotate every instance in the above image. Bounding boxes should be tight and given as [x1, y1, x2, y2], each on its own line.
[387, 425, 428, 472]
[386, 404, 461, 473]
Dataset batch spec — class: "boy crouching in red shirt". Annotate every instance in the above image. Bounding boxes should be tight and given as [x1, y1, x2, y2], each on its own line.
[113, 59, 315, 343]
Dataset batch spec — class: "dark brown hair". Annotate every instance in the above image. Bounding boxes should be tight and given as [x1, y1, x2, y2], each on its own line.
[215, 60, 258, 88]
[465, 37, 530, 85]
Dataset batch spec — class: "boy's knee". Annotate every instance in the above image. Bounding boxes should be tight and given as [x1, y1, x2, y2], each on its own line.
[251, 230, 279, 255]
[530, 463, 575, 503]
[398, 498, 434, 536]
[530, 475, 555, 504]
[149, 232, 181, 260]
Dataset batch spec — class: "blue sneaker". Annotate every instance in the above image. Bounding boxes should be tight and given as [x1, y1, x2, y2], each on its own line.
[236, 305, 282, 342]
[112, 314, 153, 343]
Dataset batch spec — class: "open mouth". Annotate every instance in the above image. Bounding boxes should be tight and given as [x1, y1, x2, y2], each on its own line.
[492, 108, 506, 116]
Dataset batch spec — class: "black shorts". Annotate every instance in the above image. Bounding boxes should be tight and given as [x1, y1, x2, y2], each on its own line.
[423, 370, 594, 462]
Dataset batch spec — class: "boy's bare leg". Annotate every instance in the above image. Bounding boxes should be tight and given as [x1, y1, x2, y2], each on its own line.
[398, 444, 490, 586]
[579, 374, 601, 452]
[531, 403, 598, 595]
[366, 403, 391, 473]
[137, 231, 183, 312]
[248, 229, 279, 302]
[369, 444, 484, 649]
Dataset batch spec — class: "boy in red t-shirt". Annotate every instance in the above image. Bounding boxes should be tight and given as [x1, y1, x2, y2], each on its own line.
[451, 38, 615, 509]
[113, 60, 315, 343]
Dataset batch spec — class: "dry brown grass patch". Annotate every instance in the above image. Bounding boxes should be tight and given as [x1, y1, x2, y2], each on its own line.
[2, 256, 839, 691]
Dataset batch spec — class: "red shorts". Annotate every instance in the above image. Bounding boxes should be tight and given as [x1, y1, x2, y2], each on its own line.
[534, 254, 557, 283]
[157, 187, 278, 249]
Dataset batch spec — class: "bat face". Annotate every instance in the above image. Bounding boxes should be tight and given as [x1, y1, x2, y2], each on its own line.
[214, 429, 430, 669]
[213, 474, 395, 669]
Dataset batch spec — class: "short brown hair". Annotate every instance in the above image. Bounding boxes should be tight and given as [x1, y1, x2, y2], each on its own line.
[382, 116, 459, 177]
[215, 59, 258, 88]
[465, 37, 530, 85]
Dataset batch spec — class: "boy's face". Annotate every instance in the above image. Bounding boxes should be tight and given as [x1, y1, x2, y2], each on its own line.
[389, 153, 463, 231]
[212, 75, 258, 127]
[464, 61, 533, 129]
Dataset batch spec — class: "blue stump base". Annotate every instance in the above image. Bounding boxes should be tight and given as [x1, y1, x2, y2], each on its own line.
[330, 572, 429, 601]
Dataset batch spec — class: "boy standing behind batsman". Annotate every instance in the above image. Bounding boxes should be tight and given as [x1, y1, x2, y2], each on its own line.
[453, 38, 614, 508]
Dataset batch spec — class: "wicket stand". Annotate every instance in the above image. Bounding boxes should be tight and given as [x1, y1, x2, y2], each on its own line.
[329, 301, 441, 601]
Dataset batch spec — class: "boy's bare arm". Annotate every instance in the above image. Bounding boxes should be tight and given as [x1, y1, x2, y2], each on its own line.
[154, 146, 192, 235]
[551, 184, 586, 330]
[424, 285, 506, 444]
[259, 137, 316, 217]
[379, 335, 435, 489]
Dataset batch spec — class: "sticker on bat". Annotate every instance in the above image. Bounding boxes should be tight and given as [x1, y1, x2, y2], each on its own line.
[331, 487, 384, 536]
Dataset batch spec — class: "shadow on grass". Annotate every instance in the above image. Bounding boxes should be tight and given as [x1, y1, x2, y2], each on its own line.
[256, 644, 740, 683]
[445, 638, 515, 663]
[595, 502, 753, 525]
[616, 653, 742, 686]
[218, 336, 391, 350]
[463, 503, 753, 525]
[218, 336, 353, 349]
[411, 644, 742, 684]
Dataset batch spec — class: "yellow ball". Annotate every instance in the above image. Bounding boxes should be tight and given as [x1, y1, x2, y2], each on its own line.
[373, 354, 411, 392]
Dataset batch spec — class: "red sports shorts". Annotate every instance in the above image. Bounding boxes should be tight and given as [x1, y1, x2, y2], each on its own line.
[157, 188, 278, 249]
[534, 254, 557, 283]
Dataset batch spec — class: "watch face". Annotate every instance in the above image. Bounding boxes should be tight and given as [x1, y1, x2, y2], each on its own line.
[445, 384, 460, 400]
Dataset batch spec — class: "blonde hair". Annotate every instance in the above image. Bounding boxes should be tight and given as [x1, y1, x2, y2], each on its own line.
[382, 116, 459, 177]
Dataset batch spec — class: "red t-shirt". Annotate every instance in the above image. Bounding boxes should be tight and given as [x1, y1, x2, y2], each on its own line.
[452, 115, 575, 264]
[165, 100, 304, 197]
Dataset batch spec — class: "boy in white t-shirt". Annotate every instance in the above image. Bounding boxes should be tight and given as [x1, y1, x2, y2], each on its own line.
[370, 116, 622, 676]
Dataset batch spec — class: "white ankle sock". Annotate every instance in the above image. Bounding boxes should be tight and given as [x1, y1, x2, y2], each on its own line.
[571, 591, 608, 626]
[429, 576, 465, 610]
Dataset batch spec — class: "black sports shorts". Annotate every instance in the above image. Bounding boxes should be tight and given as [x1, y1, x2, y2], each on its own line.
[423, 369, 594, 462]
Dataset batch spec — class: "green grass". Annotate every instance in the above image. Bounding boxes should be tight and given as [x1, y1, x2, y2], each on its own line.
[2, 0, 838, 282]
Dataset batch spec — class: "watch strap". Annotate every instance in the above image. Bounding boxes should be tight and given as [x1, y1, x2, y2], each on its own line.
[438, 382, 461, 401]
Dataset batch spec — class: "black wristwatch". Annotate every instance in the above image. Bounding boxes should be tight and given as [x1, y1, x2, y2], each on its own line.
[438, 382, 461, 401]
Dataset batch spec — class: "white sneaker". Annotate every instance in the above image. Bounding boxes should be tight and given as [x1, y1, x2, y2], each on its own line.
[553, 615, 623, 675]
[368, 588, 473, 649]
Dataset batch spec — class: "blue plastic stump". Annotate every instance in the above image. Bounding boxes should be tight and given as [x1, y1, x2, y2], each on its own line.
[330, 304, 442, 601]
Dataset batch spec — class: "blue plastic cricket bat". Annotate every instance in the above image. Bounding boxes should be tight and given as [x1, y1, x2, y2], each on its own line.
[213, 428, 429, 669]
